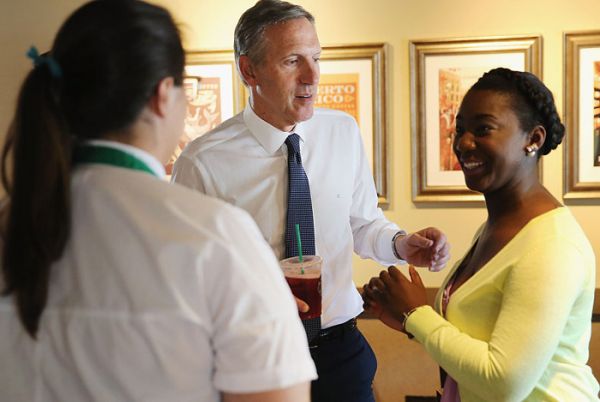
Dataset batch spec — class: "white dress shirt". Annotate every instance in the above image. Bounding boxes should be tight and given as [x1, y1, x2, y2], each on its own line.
[173, 106, 402, 328]
[0, 142, 316, 401]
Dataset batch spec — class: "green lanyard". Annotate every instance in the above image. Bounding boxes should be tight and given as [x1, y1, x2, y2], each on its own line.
[73, 144, 158, 177]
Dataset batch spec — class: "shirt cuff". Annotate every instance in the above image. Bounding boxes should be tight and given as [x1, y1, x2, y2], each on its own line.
[215, 362, 317, 394]
[375, 227, 405, 264]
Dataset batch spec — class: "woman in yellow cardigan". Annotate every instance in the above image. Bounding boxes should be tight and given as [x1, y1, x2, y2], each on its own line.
[363, 67, 599, 401]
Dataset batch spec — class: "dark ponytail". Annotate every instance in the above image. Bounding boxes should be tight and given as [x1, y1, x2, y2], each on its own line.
[1, 0, 184, 338]
[2, 64, 71, 338]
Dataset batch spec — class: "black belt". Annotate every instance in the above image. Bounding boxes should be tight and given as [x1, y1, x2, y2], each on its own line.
[309, 318, 357, 348]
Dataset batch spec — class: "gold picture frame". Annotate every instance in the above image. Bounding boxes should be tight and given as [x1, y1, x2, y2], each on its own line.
[317, 43, 389, 207]
[165, 50, 245, 175]
[410, 35, 542, 203]
[564, 31, 600, 200]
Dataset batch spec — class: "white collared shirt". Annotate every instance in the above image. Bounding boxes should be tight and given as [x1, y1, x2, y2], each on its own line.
[173, 106, 402, 328]
[0, 142, 316, 401]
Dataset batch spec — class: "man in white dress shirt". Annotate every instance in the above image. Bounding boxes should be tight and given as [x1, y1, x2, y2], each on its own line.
[172, 1, 450, 401]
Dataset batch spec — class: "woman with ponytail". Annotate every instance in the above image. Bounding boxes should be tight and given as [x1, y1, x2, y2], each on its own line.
[0, 1, 315, 401]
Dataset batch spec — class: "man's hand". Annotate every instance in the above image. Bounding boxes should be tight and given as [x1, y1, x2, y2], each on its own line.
[394, 227, 450, 272]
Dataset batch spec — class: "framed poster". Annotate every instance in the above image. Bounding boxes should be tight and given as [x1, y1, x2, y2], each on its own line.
[564, 31, 600, 200]
[165, 50, 245, 175]
[316, 43, 389, 207]
[409, 35, 542, 203]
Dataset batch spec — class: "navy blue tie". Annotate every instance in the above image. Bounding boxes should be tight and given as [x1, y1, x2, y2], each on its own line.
[285, 134, 315, 258]
[284, 134, 320, 342]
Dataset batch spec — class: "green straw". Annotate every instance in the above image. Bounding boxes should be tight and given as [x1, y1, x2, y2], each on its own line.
[294, 224, 305, 273]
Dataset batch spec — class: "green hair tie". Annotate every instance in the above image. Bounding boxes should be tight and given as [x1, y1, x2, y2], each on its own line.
[26, 46, 63, 79]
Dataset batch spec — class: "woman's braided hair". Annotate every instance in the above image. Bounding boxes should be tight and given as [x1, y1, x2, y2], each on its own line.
[470, 67, 564, 156]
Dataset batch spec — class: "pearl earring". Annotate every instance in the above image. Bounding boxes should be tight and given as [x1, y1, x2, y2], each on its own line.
[525, 144, 539, 157]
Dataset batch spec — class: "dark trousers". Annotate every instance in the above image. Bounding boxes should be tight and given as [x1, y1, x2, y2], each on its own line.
[309, 324, 377, 402]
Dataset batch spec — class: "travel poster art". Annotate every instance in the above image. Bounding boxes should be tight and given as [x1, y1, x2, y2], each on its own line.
[165, 76, 222, 175]
[437, 67, 485, 172]
[314, 73, 360, 125]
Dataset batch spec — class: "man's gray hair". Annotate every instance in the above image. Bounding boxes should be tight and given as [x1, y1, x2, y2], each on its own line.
[234, 0, 314, 74]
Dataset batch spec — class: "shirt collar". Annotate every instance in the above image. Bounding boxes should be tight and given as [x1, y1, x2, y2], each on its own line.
[84, 139, 166, 178]
[243, 104, 308, 154]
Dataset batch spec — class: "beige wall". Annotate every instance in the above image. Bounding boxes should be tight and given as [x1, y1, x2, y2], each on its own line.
[1, 0, 599, 289]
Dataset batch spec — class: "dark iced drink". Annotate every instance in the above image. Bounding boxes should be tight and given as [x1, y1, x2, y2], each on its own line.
[280, 255, 322, 320]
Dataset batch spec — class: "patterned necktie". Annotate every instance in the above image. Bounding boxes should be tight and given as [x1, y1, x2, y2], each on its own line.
[284, 133, 320, 342]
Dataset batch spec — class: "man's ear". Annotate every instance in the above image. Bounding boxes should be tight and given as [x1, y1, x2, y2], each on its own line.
[239, 55, 258, 87]
[148, 76, 175, 118]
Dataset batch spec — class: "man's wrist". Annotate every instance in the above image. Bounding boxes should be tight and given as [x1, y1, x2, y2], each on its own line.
[392, 230, 407, 260]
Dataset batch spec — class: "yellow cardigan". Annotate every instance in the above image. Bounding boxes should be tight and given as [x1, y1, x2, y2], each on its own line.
[406, 208, 599, 401]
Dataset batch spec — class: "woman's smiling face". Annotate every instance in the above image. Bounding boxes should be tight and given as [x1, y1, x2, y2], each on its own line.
[453, 89, 532, 196]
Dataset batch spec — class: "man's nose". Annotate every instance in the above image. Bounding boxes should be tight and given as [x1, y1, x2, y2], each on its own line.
[300, 60, 319, 85]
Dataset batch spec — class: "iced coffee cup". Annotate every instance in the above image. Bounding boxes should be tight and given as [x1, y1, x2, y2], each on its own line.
[279, 255, 322, 320]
